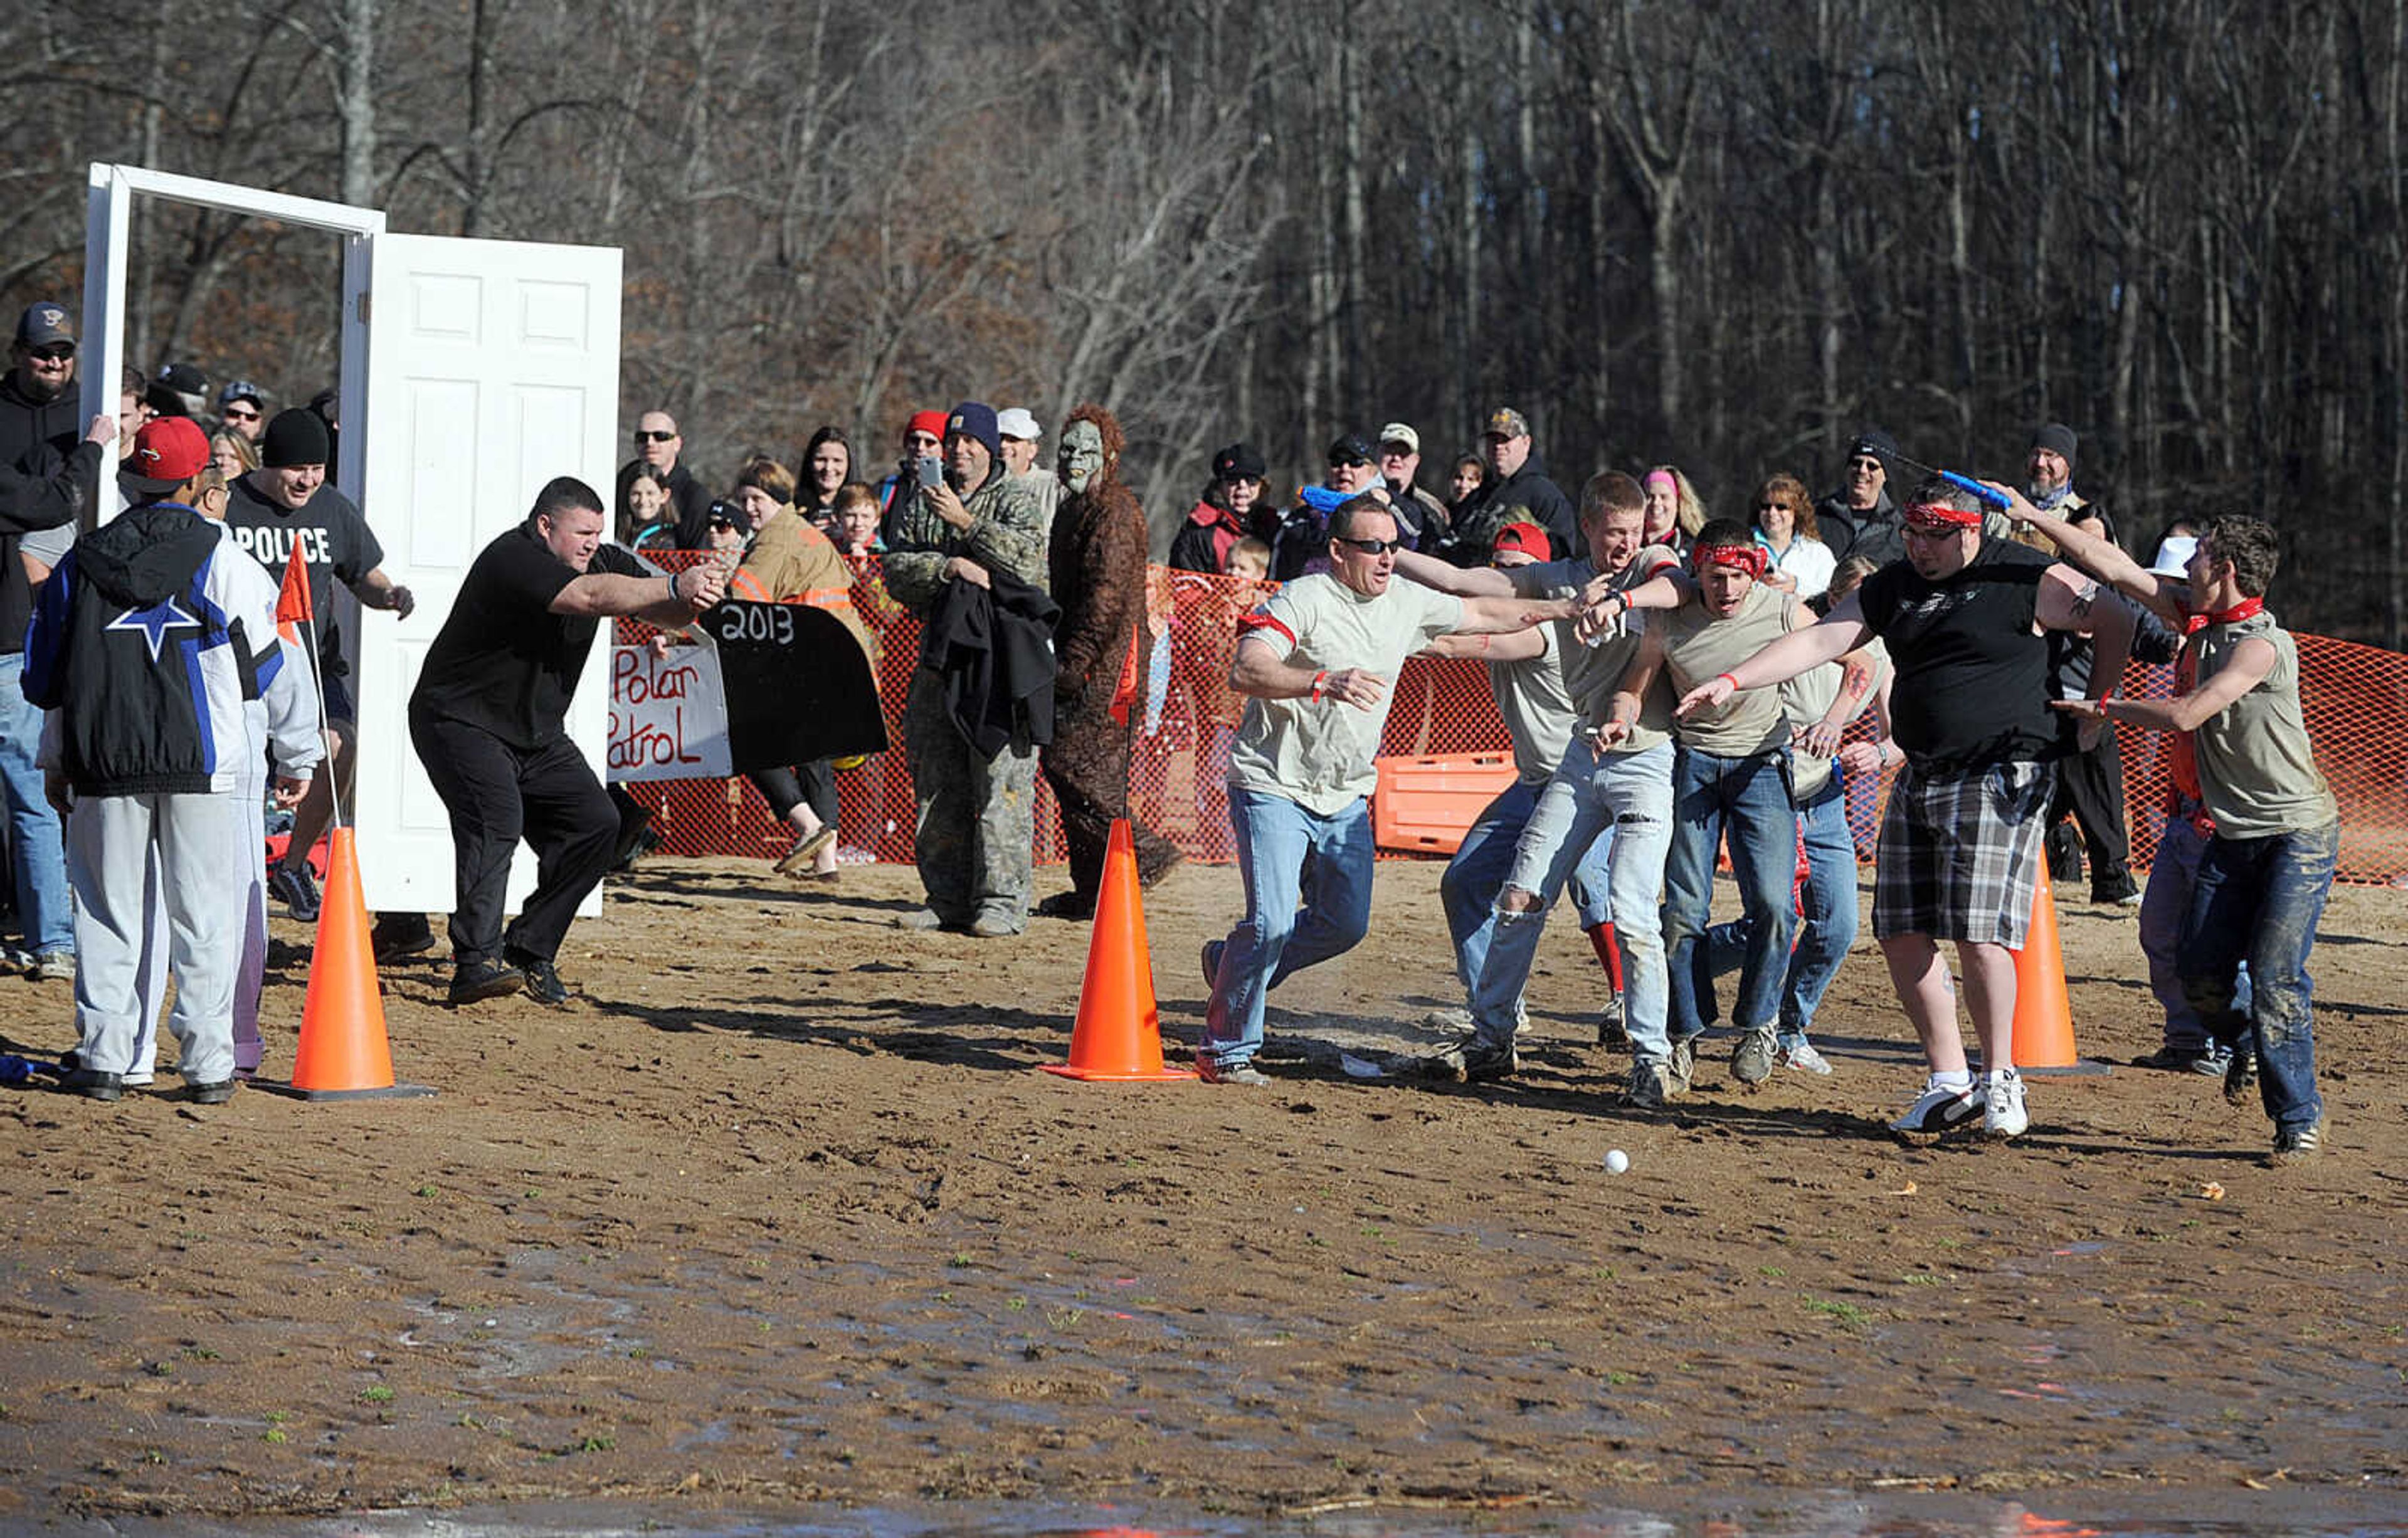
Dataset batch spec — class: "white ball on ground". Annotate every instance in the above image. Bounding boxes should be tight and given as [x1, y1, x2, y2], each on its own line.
[1605, 1149, 1630, 1174]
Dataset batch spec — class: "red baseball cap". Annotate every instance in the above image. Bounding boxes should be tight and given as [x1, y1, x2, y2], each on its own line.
[1491, 521, 1552, 562]
[125, 415, 211, 495]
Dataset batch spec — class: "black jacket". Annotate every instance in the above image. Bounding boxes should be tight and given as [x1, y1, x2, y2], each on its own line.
[1815, 488, 1899, 569]
[0, 374, 87, 656]
[920, 567, 1059, 757]
[1451, 452, 1577, 563]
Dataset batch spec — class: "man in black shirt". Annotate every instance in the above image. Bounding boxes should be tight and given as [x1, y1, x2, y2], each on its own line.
[1674, 478, 2131, 1142]
[615, 409, 712, 550]
[408, 477, 726, 1006]
[224, 408, 415, 922]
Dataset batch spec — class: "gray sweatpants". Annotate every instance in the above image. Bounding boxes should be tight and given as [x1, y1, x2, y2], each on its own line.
[66, 792, 247, 1085]
[130, 759, 269, 1080]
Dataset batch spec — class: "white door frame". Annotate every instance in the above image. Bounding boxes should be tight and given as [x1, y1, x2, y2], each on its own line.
[80, 164, 385, 505]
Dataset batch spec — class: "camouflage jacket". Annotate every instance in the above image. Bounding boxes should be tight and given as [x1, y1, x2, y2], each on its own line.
[880, 469, 1048, 611]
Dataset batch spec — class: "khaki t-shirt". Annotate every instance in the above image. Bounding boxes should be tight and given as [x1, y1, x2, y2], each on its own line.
[1228, 574, 1464, 816]
[1507, 546, 1684, 752]
[1783, 638, 1891, 799]
[1652, 584, 1801, 757]
[2190, 612, 2337, 838]
[1489, 624, 1577, 786]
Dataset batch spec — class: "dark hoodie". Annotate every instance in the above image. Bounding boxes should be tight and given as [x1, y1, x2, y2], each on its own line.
[24, 506, 249, 796]
[1449, 451, 1577, 564]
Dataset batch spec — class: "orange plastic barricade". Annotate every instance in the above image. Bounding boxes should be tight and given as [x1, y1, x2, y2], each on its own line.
[1371, 751, 1518, 855]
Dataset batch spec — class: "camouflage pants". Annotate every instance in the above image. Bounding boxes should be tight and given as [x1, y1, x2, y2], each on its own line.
[1042, 702, 1181, 902]
[904, 669, 1036, 932]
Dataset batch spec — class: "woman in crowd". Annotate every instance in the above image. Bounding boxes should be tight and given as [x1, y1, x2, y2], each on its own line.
[1642, 464, 1706, 552]
[210, 428, 258, 483]
[1448, 453, 1487, 520]
[621, 463, 678, 548]
[727, 453, 870, 882]
[1751, 473, 1835, 599]
[797, 426, 850, 532]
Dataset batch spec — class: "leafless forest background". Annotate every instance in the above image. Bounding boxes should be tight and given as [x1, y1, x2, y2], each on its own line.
[6, 0, 2406, 643]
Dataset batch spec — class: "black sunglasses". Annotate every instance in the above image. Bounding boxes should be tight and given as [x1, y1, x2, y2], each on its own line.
[28, 344, 74, 362]
[633, 429, 677, 444]
[1337, 535, 1401, 556]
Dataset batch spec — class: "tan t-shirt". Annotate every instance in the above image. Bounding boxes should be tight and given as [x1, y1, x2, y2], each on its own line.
[2190, 612, 2337, 838]
[1506, 546, 1684, 752]
[1652, 584, 1802, 757]
[1782, 638, 1891, 799]
[1489, 624, 1577, 786]
[1228, 574, 1465, 816]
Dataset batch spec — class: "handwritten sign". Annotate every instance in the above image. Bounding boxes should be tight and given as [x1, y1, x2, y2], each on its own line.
[608, 645, 730, 781]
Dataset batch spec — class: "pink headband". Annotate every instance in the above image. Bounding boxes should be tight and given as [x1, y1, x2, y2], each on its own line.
[1644, 471, 1678, 497]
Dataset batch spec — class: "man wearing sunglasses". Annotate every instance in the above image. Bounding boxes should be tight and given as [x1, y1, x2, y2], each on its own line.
[614, 410, 712, 550]
[1196, 492, 1581, 1085]
[218, 380, 268, 443]
[0, 302, 88, 979]
[1815, 428, 1904, 568]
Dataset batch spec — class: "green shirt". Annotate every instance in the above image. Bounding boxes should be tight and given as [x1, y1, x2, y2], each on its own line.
[2190, 612, 2337, 838]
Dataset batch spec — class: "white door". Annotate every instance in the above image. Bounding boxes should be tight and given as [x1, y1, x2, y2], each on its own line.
[350, 233, 624, 915]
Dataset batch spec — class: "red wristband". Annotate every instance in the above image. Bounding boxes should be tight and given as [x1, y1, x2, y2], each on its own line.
[1716, 672, 1740, 693]
[1311, 670, 1329, 703]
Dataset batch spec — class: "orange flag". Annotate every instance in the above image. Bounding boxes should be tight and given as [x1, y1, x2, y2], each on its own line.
[275, 540, 313, 645]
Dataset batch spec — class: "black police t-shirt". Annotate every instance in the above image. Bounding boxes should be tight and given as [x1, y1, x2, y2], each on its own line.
[409, 525, 647, 749]
[1856, 538, 2061, 771]
[223, 477, 383, 677]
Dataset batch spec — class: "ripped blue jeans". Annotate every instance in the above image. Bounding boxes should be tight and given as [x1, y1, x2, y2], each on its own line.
[2178, 818, 2338, 1131]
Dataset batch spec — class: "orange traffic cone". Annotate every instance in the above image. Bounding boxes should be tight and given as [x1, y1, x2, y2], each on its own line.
[1043, 820, 1192, 1082]
[2011, 865, 2106, 1076]
[282, 829, 435, 1101]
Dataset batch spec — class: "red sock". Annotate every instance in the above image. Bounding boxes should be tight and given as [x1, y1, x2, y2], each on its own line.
[1586, 922, 1624, 994]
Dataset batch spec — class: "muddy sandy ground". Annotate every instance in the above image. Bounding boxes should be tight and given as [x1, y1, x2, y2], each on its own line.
[1, 857, 2402, 1525]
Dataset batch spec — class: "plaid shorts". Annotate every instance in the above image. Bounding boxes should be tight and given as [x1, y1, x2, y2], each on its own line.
[1873, 760, 2056, 945]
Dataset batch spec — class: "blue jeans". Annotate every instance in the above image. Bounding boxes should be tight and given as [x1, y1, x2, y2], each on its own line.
[1693, 774, 1860, 1046]
[1471, 741, 1674, 1059]
[2138, 811, 2249, 1050]
[1203, 789, 1375, 1067]
[0, 653, 72, 954]
[1440, 778, 1613, 1006]
[2179, 818, 2338, 1130]
[1664, 745, 1797, 1040]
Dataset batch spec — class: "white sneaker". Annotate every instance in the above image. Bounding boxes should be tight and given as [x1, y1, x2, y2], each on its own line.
[1983, 1069, 2029, 1138]
[1778, 1041, 1834, 1075]
[1891, 1076, 1978, 1133]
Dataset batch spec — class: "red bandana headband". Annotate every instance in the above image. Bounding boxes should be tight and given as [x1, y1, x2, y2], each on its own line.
[1902, 501, 1983, 530]
[1691, 542, 1767, 579]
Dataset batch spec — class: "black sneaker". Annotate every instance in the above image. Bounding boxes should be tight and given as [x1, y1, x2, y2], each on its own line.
[371, 912, 438, 964]
[2132, 1043, 2217, 1073]
[1460, 1037, 1519, 1083]
[2223, 1048, 2260, 1107]
[1032, 890, 1097, 921]
[504, 948, 569, 1006]
[2266, 1117, 2328, 1166]
[448, 958, 527, 1007]
[188, 1079, 236, 1106]
[63, 1067, 123, 1103]
[268, 862, 322, 922]
[1623, 1058, 1672, 1110]
[2091, 872, 2141, 907]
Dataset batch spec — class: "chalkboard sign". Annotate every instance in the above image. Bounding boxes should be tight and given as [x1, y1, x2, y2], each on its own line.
[701, 600, 888, 773]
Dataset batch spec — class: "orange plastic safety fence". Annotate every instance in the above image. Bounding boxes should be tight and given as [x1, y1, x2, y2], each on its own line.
[620, 557, 2408, 887]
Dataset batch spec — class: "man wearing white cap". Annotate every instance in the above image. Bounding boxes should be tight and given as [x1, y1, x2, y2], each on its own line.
[997, 406, 1061, 536]
[1376, 421, 1453, 553]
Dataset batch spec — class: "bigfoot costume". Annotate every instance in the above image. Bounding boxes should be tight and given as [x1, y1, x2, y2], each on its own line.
[1037, 405, 1182, 918]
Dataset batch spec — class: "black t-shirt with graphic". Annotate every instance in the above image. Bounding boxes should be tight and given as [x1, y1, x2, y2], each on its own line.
[1856, 538, 2062, 771]
[224, 477, 383, 678]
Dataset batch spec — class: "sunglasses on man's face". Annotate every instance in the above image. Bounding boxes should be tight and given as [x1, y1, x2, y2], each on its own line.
[28, 344, 73, 362]
[1337, 535, 1401, 556]
[223, 405, 260, 421]
[633, 429, 677, 444]
[1849, 456, 1883, 473]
